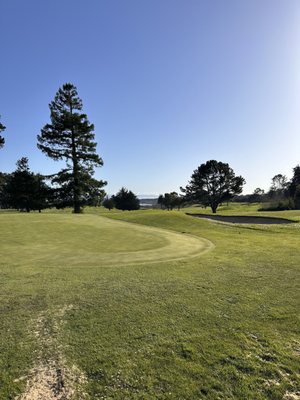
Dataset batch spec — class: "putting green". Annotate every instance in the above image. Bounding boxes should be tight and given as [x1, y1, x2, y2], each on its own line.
[0, 214, 213, 267]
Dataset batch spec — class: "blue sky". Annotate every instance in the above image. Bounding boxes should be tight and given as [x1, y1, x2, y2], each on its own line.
[1, 0, 300, 196]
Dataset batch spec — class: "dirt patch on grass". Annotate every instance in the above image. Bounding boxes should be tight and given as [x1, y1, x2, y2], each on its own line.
[18, 363, 73, 400]
[187, 213, 296, 224]
[16, 306, 87, 400]
[283, 392, 300, 400]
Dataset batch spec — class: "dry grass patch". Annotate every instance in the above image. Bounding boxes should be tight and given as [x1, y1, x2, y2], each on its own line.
[16, 306, 87, 400]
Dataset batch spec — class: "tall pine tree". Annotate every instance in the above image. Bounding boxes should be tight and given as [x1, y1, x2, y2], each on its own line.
[37, 83, 105, 213]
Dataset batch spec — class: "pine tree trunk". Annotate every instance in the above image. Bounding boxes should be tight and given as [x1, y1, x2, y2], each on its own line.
[70, 110, 81, 214]
[72, 156, 81, 213]
[73, 159, 81, 213]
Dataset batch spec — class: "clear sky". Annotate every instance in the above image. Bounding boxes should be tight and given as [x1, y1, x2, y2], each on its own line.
[1, 0, 300, 196]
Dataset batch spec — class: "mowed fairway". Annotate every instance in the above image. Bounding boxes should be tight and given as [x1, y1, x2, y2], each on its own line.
[0, 214, 212, 267]
[0, 208, 299, 399]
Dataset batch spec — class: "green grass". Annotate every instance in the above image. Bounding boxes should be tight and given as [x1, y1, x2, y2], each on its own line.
[183, 202, 300, 220]
[0, 206, 299, 399]
[0, 213, 211, 268]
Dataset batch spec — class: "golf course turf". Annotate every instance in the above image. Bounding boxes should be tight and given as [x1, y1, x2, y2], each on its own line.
[0, 206, 299, 399]
[0, 213, 213, 267]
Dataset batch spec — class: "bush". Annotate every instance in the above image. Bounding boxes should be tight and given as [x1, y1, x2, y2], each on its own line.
[112, 188, 140, 211]
[102, 197, 114, 211]
[258, 198, 295, 211]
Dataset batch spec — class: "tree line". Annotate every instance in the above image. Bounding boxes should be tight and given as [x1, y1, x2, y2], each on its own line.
[234, 169, 300, 210]
[157, 192, 185, 210]
[158, 161, 300, 214]
[1, 83, 300, 214]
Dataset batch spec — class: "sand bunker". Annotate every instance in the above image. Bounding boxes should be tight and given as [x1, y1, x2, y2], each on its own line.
[187, 213, 296, 225]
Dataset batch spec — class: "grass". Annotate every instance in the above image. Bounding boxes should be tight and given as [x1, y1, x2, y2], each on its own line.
[183, 202, 300, 220]
[0, 205, 299, 399]
[0, 214, 210, 268]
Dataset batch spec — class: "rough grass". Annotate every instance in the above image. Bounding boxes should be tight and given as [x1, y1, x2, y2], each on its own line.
[0, 206, 299, 399]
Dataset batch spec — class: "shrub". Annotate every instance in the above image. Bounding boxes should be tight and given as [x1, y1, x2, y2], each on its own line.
[258, 198, 295, 211]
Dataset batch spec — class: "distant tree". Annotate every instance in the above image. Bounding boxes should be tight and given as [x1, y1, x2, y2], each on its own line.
[249, 188, 265, 203]
[158, 192, 184, 210]
[5, 157, 33, 212]
[112, 187, 140, 211]
[102, 196, 114, 211]
[170, 192, 184, 210]
[157, 194, 164, 209]
[37, 83, 106, 213]
[182, 160, 245, 213]
[163, 193, 172, 210]
[0, 172, 10, 208]
[268, 174, 288, 200]
[294, 185, 300, 209]
[31, 173, 52, 212]
[288, 165, 300, 209]
[289, 165, 300, 198]
[270, 174, 288, 191]
[253, 187, 265, 196]
[0, 117, 6, 149]
[258, 168, 300, 211]
[4, 158, 50, 212]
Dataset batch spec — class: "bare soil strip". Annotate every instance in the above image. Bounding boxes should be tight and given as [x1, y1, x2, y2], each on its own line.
[187, 213, 296, 224]
[16, 306, 87, 400]
[283, 392, 300, 400]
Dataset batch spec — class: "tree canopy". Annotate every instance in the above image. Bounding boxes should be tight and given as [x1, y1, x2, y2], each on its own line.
[102, 196, 115, 211]
[157, 192, 184, 210]
[37, 83, 106, 213]
[0, 117, 6, 150]
[289, 165, 300, 197]
[3, 158, 50, 212]
[182, 160, 245, 213]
